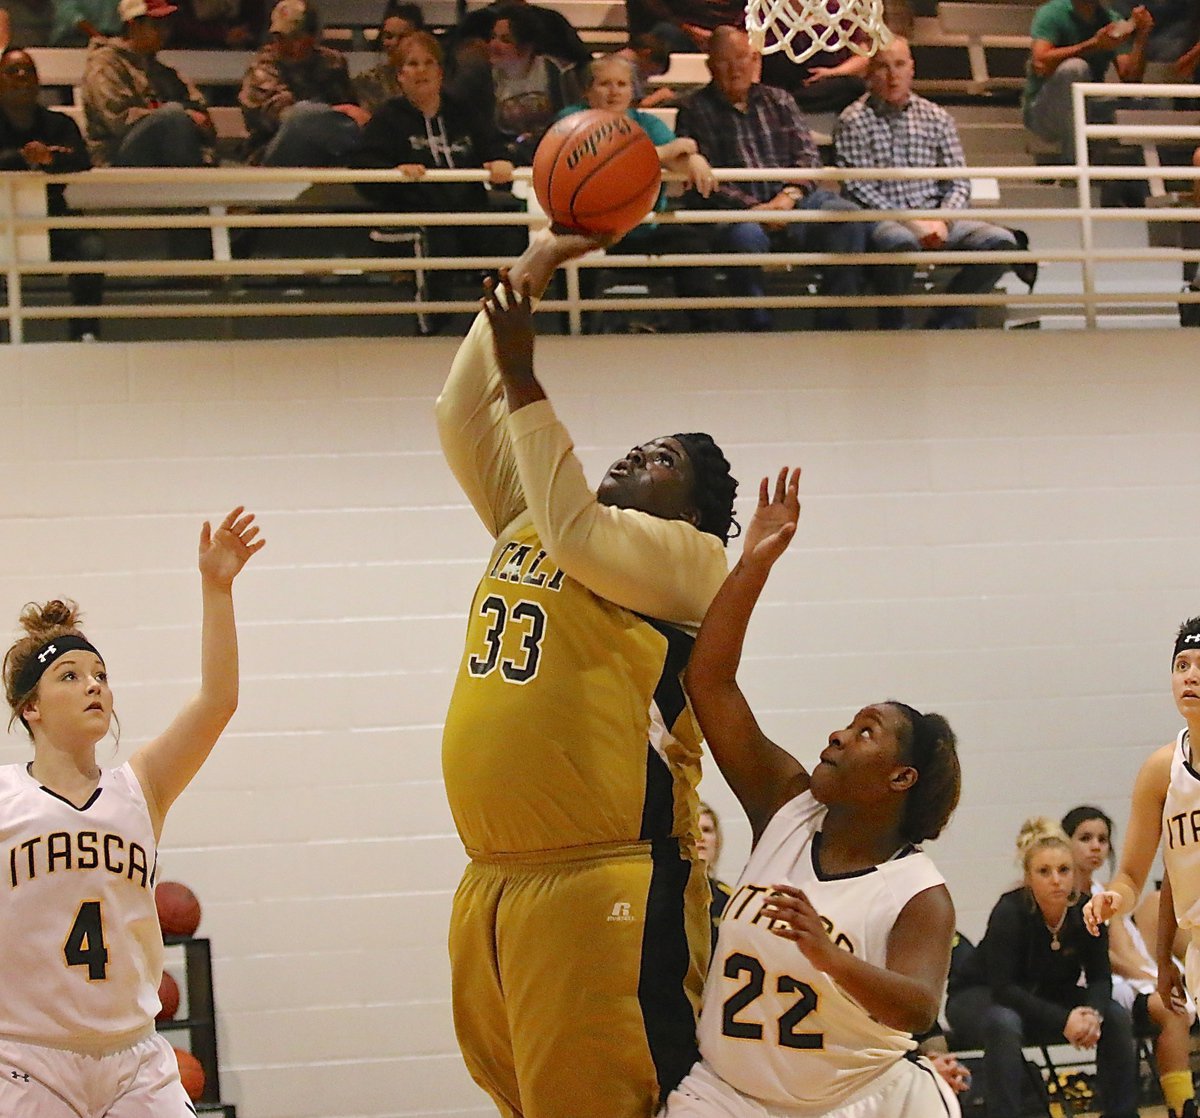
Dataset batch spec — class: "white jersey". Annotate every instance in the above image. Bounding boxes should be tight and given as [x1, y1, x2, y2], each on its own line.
[696, 791, 947, 1113]
[0, 762, 162, 1052]
[1163, 729, 1200, 933]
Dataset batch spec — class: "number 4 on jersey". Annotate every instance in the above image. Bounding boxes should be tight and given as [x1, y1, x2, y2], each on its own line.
[64, 899, 109, 980]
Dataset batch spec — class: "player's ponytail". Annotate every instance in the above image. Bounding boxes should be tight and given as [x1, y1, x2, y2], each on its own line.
[4, 599, 88, 734]
[891, 702, 960, 844]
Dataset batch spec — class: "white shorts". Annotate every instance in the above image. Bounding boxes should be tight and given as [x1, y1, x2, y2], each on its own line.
[0, 1031, 195, 1118]
[663, 1055, 960, 1118]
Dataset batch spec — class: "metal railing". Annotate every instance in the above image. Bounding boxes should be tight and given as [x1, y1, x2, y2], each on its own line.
[1, 82, 1198, 341]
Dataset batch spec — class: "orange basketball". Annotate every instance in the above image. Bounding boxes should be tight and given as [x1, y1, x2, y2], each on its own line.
[157, 971, 180, 1020]
[532, 109, 662, 236]
[156, 881, 201, 937]
[173, 1047, 206, 1101]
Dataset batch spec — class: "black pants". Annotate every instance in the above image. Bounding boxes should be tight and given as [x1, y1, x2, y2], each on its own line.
[49, 227, 106, 340]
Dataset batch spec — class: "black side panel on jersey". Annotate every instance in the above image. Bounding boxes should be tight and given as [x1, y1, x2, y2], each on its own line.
[639, 620, 695, 843]
[638, 848, 699, 1103]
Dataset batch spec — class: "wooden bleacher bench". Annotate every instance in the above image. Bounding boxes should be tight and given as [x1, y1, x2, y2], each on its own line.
[931, 2, 1032, 93]
[1113, 107, 1200, 196]
[62, 174, 312, 261]
[321, 0, 627, 42]
[648, 52, 707, 91]
[27, 45, 378, 95]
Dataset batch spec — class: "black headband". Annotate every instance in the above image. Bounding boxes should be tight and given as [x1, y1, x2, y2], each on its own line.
[15, 635, 103, 697]
[1175, 631, 1200, 663]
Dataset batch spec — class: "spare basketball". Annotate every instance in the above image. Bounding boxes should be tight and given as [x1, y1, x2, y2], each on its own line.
[156, 881, 201, 937]
[173, 1047, 206, 1101]
[532, 109, 662, 237]
[157, 971, 180, 1021]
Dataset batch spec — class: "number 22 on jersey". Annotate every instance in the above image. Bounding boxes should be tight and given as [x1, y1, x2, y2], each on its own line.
[721, 952, 824, 1050]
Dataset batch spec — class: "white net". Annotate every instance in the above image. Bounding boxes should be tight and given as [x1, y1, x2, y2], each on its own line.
[746, 0, 893, 63]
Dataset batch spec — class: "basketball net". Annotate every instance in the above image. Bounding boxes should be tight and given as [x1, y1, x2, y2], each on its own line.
[746, 0, 893, 63]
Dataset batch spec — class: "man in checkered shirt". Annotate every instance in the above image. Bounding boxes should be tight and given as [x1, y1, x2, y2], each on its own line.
[834, 37, 1019, 329]
[676, 26, 869, 331]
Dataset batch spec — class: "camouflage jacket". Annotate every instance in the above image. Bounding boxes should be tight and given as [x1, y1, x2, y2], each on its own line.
[238, 43, 356, 156]
[81, 37, 213, 166]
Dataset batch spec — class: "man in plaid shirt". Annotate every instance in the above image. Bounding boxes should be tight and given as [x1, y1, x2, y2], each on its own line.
[834, 37, 1019, 328]
[676, 26, 868, 331]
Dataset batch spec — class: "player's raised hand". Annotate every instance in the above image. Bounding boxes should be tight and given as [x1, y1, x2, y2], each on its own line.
[742, 468, 801, 573]
[1082, 889, 1121, 934]
[483, 269, 538, 388]
[760, 883, 840, 972]
[199, 507, 265, 589]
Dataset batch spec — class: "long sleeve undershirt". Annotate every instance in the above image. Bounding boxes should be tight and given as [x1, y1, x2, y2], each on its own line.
[436, 310, 728, 629]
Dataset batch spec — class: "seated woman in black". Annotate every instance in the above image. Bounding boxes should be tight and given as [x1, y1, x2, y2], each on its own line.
[0, 48, 105, 340]
[945, 816, 1139, 1118]
[354, 31, 520, 325]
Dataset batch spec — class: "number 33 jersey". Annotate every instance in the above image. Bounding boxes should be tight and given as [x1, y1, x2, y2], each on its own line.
[697, 791, 946, 1112]
[442, 517, 714, 857]
[0, 762, 162, 1049]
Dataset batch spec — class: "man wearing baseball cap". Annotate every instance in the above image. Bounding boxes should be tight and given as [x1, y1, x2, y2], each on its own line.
[81, 0, 215, 166]
[239, 0, 368, 165]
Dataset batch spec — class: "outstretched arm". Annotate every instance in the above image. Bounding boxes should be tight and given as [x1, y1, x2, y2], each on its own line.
[131, 508, 264, 838]
[482, 270, 728, 626]
[686, 468, 809, 841]
[1085, 742, 1172, 932]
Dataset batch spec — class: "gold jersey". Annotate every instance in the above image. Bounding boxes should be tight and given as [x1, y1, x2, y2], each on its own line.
[437, 311, 729, 858]
[443, 517, 707, 855]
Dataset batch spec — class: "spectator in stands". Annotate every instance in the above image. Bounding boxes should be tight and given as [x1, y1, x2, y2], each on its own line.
[613, 31, 675, 106]
[1063, 804, 1198, 1118]
[168, 0, 260, 49]
[759, 5, 870, 115]
[835, 37, 1021, 329]
[561, 53, 719, 330]
[696, 802, 731, 950]
[239, 0, 368, 165]
[457, 0, 590, 68]
[0, 46, 105, 339]
[625, 0, 743, 53]
[353, 1, 425, 113]
[486, 3, 581, 162]
[676, 25, 868, 331]
[761, 52, 868, 116]
[1110, 0, 1198, 77]
[50, 0, 121, 45]
[82, 0, 216, 166]
[945, 817, 1140, 1118]
[1023, 0, 1153, 161]
[4, 0, 50, 47]
[355, 30, 518, 327]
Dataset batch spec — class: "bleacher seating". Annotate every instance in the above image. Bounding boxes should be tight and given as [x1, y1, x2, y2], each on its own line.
[935, 1, 1033, 93]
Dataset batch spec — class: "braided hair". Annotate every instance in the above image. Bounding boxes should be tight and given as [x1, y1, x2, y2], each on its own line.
[672, 432, 739, 546]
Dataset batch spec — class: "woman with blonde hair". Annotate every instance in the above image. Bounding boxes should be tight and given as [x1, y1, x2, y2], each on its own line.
[0, 508, 263, 1115]
[945, 817, 1139, 1118]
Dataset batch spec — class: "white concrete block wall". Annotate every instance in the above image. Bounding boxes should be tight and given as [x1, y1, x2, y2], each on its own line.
[0, 328, 1196, 1118]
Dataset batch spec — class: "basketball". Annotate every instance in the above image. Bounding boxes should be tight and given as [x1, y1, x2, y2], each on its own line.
[532, 109, 662, 236]
[173, 1047, 206, 1101]
[156, 881, 201, 937]
[157, 971, 180, 1020]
